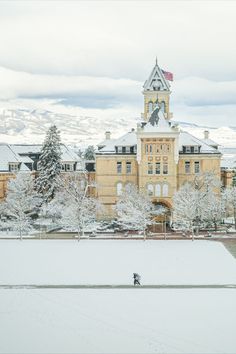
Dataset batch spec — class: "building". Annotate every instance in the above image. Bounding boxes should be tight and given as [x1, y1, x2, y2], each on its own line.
[96, 61, 224, 218]
[0, 143, 81, 200]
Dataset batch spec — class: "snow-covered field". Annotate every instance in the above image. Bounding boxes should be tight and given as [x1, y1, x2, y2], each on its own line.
[0, 289, 236, 354]
[0, 240, 236, 285]
[0, 240, 236, 354]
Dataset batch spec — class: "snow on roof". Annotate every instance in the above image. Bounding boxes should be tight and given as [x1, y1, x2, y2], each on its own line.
[144, 109, 172, 132]
[0, 144, 20, 171]
[179, 131, 218, 153]
[10, 144, 80, 162]
[202, 138, 219, 147]
[98, 132, 137, 154]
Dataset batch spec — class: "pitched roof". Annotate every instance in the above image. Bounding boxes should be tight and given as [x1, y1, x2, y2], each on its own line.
[179, 131, 218, 153]
[143, 61, 170, 91]
[0, 144, 30, 172]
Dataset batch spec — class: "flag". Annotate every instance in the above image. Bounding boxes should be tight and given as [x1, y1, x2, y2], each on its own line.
[161, 69, 173, 82]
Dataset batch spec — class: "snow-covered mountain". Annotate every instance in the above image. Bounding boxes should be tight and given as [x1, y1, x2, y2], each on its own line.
[0, 108, 236, 148]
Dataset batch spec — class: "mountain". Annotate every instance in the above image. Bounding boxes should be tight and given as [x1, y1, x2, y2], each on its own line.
[0, 108, 236, 148]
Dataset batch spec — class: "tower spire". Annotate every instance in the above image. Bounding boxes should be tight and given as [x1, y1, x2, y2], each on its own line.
[155, 56, 158, 66]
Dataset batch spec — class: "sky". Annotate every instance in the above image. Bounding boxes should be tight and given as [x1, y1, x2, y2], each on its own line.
[0, 1, 236, 128]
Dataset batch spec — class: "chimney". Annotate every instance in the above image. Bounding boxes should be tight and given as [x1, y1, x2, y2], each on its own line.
[105, 131, 111, 140]
[204, 130, 209, 139]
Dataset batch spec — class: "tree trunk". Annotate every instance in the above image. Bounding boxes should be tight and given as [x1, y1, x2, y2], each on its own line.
[143, 229, 146, 241]
[191, 227, 194, 241]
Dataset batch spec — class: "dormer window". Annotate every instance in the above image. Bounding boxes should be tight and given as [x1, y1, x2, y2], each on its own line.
[185, 146, 191, 153]
[9, 163, 19, 172]
[183, 146, 200, 154]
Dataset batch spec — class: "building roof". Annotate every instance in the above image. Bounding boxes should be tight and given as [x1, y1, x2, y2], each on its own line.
[202, 138, 219, 147]
[179, 131, 218, 153]
[143, 60, 170, 91]
[0, 144, 30, 172]
[97, 128, 219, 155]
[10, 144, 79, 162]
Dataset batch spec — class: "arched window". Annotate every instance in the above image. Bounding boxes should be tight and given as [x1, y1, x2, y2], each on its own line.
[117, 182, 123, 196]
[147, 184, 154, 196]
[155, 184, 161, 197]
[148, 101, 153, 113]
[162, 183, 169, 197]
[160, 101, 166, 113]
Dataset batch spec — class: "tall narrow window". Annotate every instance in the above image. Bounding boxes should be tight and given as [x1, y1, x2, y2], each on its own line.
[148, 101, 153, 113]
[117, 183, 122, 196]
[126, 162, 131, 174]
[185, 146, 191, 153]
[149, 144, 153, 153]
[145, 144, 149, 154]
[155, 162, 161, 175]
[185, 161, 190, 174]
[160, 101, 166, 113]
[194, 146, 199, 153]
[147, 184, 154, 196]
[117, 162, 122, 174]
[148, 163, 153, 175]
[163, 163, 168, 175]
[155, 184, 161, 197]
[194, 161, 200, 174]
[162, 183, 169, 197]
[117, 146, 122, 153]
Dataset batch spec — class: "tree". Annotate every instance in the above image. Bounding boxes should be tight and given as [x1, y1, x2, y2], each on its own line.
[222, 187, 236, 229]
[49, 172, 99, 239]
[3, 173, 41, 239]
[36, 125, 62, 202]
[84, 145, 96, 160]
[115, 184, 163, 239]
[173, 172, 222, 239]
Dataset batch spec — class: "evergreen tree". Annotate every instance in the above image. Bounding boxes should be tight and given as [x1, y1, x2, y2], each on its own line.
[84, 145, 96, 160]
[36, 125, 62, 202]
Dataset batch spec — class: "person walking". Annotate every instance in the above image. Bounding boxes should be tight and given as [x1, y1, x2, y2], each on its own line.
[133, 273, 141, 286]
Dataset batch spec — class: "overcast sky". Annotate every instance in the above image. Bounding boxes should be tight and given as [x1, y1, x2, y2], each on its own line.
[0, 1, 236, 127]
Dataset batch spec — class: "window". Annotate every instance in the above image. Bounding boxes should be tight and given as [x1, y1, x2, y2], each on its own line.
[150, 144, 153, 153]
[148, 101, 153, 113]
[162, 183, 169, 197]
[155, 162, 161, 174]
[194, 161, 200, 174]
[148, 163, 153, 175]
[155, 184, 161, 197]
[160, 101, 166, 113]
[122, 147, 126, 154]
[194, 146, 199, 153]
[66, 164, 73, 171]
[117, 146, 122, 153]
[185, 161, 190, 174]
[126, 162, 131, 174]
[126, 146, 131, 153]
[147, 184, 154, 196]
[163, 163, 168, 175]
[9, 163, 19, 172]
[117, 162, 122, 174]
[117, 182, 122, 196]
[156, 145, 160, 153]
[185, 146, 191, 153]
[61, 164, 65, 171]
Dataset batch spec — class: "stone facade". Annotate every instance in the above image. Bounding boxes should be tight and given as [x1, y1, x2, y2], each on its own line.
[96, 62, 225, 218]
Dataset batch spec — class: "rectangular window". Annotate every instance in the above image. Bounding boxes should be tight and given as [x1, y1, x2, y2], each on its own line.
[185, 146, 191, 153]
[126, 146, 131, 153]
[155, 162, 161, 175]
[117, 162, 122, 174]
[148, 163, 153, 175]
[185, 161, 191, 174]
[66, 164, 73, 171]
[194, 146, 199, 153]
[156, 145, 160, 153]
[194, 161, 200, 174]
[122, 147, 126, 154]
[9, 163, 19, 172]
[145, 144, 149, 154]
[163, 163, 168, 175]
[126, 162, 131, 174]
[149, 145, 152, 153]
[61, 164, 65, 171]
[117, 146, 122, 153]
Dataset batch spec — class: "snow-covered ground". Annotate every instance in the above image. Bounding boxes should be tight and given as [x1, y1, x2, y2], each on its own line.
[0, 289, 236, 354]
[0, 240, 236, 285]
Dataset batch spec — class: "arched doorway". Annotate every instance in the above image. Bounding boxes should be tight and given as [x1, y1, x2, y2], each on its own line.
[150, 201, 172, 233]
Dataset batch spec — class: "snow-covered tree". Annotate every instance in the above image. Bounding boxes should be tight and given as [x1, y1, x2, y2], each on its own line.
[4, 173, 42, 239]
[115, 183, 163, 239]
[222, 187, 236, 229]
[173, 173, 222, 238]
[84, 145, 96, 160]
[50, 172, 99, 239]
[36, 125, 62, 202]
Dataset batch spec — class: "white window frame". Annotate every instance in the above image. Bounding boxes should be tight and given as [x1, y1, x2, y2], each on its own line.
[147, 184, 154, 196]
[162, 183, 169, 197]
[155, 184, 161, 197]
[117, 182, 123, 196]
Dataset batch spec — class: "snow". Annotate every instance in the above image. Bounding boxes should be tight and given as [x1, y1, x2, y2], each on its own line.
[0, 289, 235, 353]
[179, 131, 217, 153]
[0, 240, 236, 353]
[0, 240, 236, 285]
